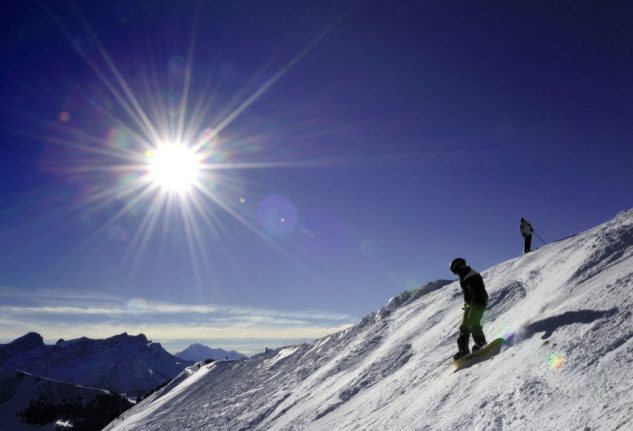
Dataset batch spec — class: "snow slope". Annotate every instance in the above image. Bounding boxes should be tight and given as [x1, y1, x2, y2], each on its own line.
[104, 209, 633, 431]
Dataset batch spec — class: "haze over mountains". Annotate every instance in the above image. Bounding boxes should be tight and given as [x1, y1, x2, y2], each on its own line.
[175, 343, 248, 362]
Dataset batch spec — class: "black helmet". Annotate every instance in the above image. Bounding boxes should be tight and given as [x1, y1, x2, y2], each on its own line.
[449, 257, 467, 274]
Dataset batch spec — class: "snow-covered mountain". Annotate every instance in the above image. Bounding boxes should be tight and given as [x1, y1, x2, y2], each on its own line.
[1, 332, 191, 397]
[104, 208, 633, 431]
[0, 368, 132, 431]
[175, 343, 248, 362]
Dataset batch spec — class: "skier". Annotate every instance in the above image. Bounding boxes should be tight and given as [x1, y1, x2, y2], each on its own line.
[520, 217, 534, 254]
[450, 257, 488, 360]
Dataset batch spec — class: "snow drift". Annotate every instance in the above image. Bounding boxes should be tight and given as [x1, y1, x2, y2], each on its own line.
[105, 209, 633, 431]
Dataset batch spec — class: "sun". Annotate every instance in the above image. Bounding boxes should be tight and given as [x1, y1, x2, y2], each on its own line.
[145, 143, 201, 193]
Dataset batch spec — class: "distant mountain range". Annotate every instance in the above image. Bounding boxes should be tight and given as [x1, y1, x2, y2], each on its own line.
[175, 343, 248, 362]
[0, 331, 193, 430]
[1, 332, 192, 397]
[0, 332, 250, 429]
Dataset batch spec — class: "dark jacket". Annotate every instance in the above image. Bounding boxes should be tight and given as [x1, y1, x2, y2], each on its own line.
[520, 219, 534, 237]
[458, 267, 488, 308]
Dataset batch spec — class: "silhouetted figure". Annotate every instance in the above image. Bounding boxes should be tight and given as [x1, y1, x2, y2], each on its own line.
[449, 257, 488, 360]
[520, 217, 534, 254]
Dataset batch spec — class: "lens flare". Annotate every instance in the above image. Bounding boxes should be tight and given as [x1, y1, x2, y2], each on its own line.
[127, 297, 147, 314]
[107, 224, 128, 243]
[256, 194, 298, 237]
[106, 127, 131, 150]
[547, 353, 564, 369]
[58, 111, 71, 123]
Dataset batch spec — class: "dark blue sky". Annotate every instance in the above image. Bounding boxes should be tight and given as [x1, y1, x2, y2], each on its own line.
[1, 0, 632, 352]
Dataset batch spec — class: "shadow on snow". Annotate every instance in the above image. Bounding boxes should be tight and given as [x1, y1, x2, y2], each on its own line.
[522, 308, 618, 340]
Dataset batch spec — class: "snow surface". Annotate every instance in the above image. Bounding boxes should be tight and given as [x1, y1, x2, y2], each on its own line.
[105, 362, 215, 431]
[104, 209, 633, 431]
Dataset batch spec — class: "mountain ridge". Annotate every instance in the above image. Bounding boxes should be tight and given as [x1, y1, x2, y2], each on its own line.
[1, 332, 191, 397]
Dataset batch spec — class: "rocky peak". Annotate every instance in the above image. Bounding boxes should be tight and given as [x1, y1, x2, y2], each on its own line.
[7, 332, 44, 353]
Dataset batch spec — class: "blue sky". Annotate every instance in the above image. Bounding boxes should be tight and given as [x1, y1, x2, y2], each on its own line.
[1, 1, 632, 355]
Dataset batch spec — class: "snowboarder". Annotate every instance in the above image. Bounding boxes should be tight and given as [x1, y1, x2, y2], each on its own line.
[450, 257, 488, 360]
[520, 217, 534, 254]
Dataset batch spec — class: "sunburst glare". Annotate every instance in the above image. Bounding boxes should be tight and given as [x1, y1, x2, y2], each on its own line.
[28, 1, 342, 293]
[145, 143, 203, 194]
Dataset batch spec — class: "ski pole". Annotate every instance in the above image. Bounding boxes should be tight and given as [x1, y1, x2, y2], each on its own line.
[534, 231, 546, 244]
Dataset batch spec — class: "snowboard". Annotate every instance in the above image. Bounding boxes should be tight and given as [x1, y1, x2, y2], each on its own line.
[451, 337, 504, 371]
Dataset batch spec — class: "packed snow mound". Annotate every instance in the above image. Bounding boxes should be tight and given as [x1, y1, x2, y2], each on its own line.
[104, 209, 633, 431]
[378, 279, 453, 318]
